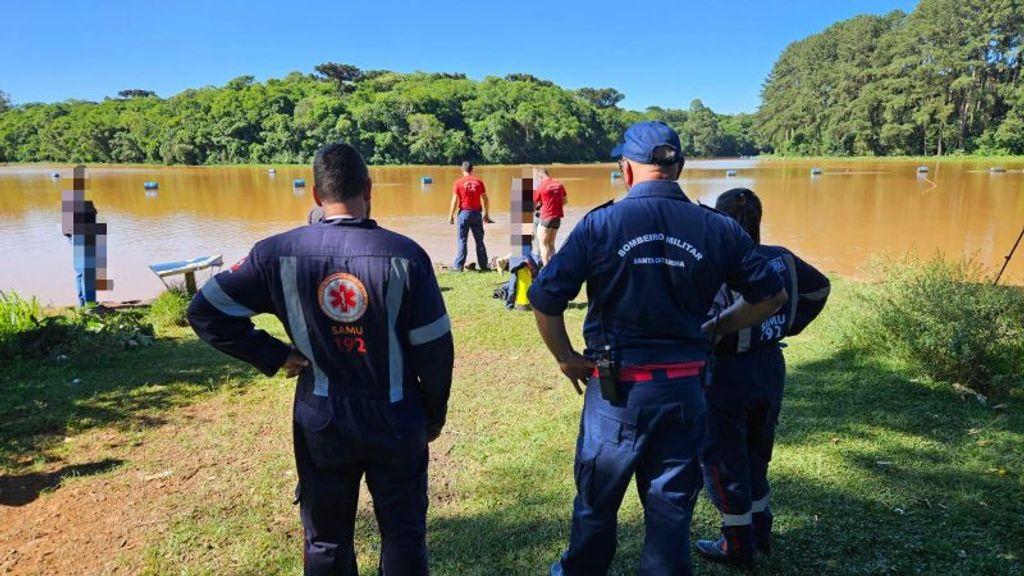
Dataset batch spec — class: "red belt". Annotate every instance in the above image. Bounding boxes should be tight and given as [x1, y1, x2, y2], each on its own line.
[591, 361, 706, 383]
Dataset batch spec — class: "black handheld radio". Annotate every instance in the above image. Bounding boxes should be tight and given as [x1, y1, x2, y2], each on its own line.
[596, 345, 619, 402]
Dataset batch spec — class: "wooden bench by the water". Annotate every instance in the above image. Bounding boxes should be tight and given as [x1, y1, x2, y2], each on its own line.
[148, 255, 222, 295]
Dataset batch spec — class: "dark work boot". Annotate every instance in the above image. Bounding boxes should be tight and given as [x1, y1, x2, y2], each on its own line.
[696, 536, 754, 568]
[753, 509, 773, 554]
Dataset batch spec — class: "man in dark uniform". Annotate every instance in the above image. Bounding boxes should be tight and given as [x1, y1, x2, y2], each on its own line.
[696, 188, 830, 567]
[528, 121, 789, 576]
[187, 142, 454, 576]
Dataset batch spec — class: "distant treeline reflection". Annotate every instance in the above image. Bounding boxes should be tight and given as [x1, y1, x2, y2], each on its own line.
[0, 0, 1021, 164]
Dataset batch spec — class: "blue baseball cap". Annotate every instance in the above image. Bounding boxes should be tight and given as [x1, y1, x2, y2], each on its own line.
[610, 121, 685, 164]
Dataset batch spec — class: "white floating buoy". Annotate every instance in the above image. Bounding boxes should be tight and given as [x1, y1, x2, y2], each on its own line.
[611, 171, 622, 180]
[293, 178, 306, 187]
[268, 168, 276, 176]
[810, 167, 823, 176]
[51, 172, 60, 179]
[143, 181, 159, 190]
[420, 176, 433, 185]
[917, 166, 928, 174]
[990, 166, 1006, 173]
[726, 169, 737, 177]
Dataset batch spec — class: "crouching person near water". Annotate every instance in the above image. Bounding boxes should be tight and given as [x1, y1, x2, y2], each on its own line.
[187, 142, 454, 576]
[528, 121, 788, 576]
[696, 187, 830, 567]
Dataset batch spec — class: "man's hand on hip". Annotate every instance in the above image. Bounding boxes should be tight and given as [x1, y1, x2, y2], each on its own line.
[558, 352, 595, 395]
[282, 349, 309, 378]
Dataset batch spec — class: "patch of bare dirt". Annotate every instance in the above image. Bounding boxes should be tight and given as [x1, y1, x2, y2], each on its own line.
[0, 366, 472, 576]
[0, 386, 290, 576]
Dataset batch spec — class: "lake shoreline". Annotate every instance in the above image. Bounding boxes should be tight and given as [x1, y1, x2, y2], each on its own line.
[5, 155, 1024, 170]
[3, 160, 1023, 305]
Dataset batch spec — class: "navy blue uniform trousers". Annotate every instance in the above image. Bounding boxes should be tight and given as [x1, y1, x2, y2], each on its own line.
[293, 390, 429, 576]
[553, 376, 706, 576]
[700, 345, 785, 555]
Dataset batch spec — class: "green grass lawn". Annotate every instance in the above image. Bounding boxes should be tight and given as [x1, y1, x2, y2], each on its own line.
[1, 273, 1021, 575]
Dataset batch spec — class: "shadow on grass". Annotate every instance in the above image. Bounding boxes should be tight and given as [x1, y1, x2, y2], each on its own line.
[0, 335, 254, 471]
[756, 346, 1024, 575]
[0, 458, 124, 506]
[422, 345, 1022, 575]
[782, 347, 1004, 447]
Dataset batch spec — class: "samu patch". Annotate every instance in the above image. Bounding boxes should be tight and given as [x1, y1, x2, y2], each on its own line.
[318, 273, 369, 323]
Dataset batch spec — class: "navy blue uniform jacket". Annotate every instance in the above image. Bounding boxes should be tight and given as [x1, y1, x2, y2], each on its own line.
[527, 180, 784, 366]
[187, 218, 454, 438]
[712, 245, 830, 355]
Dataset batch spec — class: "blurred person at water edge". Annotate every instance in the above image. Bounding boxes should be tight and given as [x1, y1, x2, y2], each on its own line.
[187, 142, 454, 575]
[308, 204, 325, 224]
[527, 121, 787, 575]
[695, 187, 830, 567]
[448, 160, 492, 271]
[532, 167, 568, 265]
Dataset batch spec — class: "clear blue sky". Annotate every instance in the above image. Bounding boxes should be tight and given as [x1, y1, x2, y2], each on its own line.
[1, 0, 917, 114]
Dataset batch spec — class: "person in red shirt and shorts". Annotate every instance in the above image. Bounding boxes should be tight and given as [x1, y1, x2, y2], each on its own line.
[448, 161, 492, 271]
[533, 167, 567, 265]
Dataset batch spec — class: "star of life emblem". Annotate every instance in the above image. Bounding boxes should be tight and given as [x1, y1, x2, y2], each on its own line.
[318, 273, 369, 323]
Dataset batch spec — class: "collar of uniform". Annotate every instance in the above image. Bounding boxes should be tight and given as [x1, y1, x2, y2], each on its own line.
[625, 180, 691, 202]
[322, 217, 377, 228]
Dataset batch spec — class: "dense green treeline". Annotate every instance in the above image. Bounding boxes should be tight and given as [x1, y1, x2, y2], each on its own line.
[758, 0, 1024, 156]
[0, 69, 757, 165]
[4, 0, 1019, 163]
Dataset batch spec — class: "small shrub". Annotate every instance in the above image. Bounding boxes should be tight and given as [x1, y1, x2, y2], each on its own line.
[0, 296, 156, 360]
[147, 286, 191, 329]
[845, 254, 1024, 393]
[0, 291, 42, 342]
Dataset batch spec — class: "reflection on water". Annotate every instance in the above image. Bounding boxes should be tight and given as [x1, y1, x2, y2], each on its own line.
[1, 160, 1022, 304]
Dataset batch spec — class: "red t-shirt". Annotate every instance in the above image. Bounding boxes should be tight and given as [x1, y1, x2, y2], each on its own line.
[453, 175, 486, 211]
[533, 178, 567, 220]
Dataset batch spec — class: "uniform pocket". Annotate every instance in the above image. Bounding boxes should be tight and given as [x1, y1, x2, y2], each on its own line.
[597, 406, 638, 448]
[294, 400, 348, 471]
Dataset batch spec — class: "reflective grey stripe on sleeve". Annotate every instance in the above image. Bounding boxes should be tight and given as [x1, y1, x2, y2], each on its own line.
[801, 286, 831, 301]
[782, 253, 799, 333]
[200, 277, 256, 317]
[409, 314, 451, 346]
[751, 494, 770, 513]
[280, 257, 329, 397]
[736, 327, 752, 353]
[386, 258, 410, 403]
[721, 511, 753, 526]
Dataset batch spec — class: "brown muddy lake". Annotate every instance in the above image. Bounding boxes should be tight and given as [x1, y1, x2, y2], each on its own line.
[1, 159, 1022, 305]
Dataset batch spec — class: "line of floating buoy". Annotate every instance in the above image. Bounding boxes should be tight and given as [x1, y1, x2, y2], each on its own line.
[143, 181, 159, 190]
[293, 178, 306, 188]
[917, 166, 929, 174]
[726, 169, 737, 177]
[420, 176, 433, 185]
[990, 166, 1006, 173]
[810, 167, 823, 176]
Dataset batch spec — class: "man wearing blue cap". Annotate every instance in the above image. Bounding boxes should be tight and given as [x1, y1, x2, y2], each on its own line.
[528, 121, 788, 575]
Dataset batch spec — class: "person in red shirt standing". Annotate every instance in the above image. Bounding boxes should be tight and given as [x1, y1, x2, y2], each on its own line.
[533, 167, 568, 265]
[448, 161, 492, 271]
